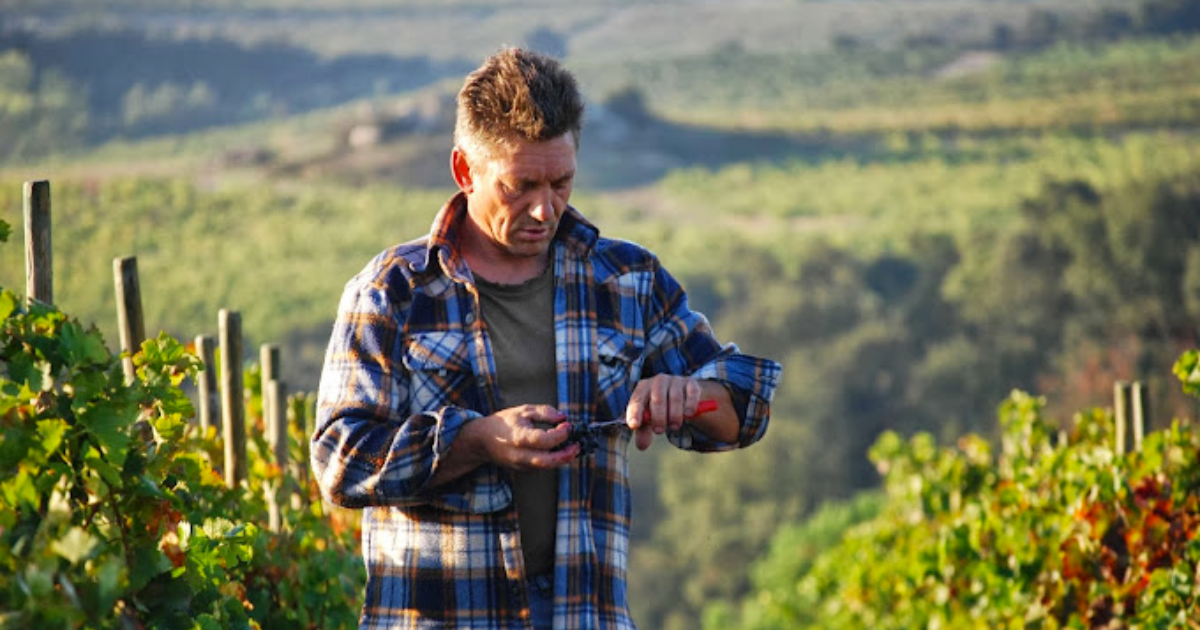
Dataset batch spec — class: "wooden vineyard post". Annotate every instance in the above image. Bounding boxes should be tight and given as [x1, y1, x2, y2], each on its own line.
[220, 309, 247, 487]
[1131, 380, 1147, 452]
[289, 392, 312, 509]
[24, 180, 52, 305]
[113, 257, 146, 383]
[195, 335, 218, 432]
[260, 343, 279, 386]
[267, 379, 287, 532]
[260, 343, 280, 436]
[1113, 381, 1131, 454]
[260, 343, 286, 531]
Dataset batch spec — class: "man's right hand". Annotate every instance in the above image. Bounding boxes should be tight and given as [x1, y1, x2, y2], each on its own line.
[430, 405, 579, 487]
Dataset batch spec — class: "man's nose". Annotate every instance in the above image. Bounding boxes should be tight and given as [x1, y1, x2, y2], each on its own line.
[529, 188, 554, 221]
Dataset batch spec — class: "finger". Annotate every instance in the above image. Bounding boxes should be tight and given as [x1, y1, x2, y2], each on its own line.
[635, 425, 654, 451]
[515, 404, 565, 427]
[513, 407, 566, 450]
[520, 419, 572, 450]
[532, 405, 567, 425]
[671, 378, 702, 431]
[527, 442, 580, 468]
[626, 382, 650, 430]
[688, 378, 703, 413]
[649, 377, 673, 435]
[664, 380, 688, 432]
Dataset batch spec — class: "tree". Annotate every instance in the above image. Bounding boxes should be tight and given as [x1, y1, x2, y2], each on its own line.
[1142, 0, 1200, 35]
[523, 26, 568, 59]
[603, 85, 654, 128]
[1025, 10, 1068, 47]
[0, 50, 88, 160]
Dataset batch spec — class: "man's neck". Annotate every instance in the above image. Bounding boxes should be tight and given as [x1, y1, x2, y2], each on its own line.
[461, 235, 550, 285]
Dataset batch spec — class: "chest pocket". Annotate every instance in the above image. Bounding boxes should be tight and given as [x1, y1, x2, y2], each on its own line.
[402, 331, 478, 413]
[595, 327, 644, 415]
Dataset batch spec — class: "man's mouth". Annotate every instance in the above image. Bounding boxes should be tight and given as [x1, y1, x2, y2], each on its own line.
[517, 225, 551, 239]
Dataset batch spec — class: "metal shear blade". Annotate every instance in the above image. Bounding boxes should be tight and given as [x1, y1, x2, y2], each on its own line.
[587, 418, 629, 429]
[588, 399, 718, 429]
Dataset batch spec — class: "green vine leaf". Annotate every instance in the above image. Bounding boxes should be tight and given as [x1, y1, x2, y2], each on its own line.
[1, 468, 38, 510]
[0, 421, 34, 472]
[129, 545, 172, 593]
[60, 320, 109, 367]
[85, 449, 122, 489]
[31, 418, 68, 466]
[50, 527, 98, 565]
[78, 401, 131, 460]
[1173, 350, 1200, 398]
[0, 289, 16, 320]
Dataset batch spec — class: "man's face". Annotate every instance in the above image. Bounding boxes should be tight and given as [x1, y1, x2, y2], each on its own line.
[455, 134, 576, 264]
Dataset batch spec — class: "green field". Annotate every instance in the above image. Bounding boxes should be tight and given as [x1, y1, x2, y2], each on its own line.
[3, 1, 1199, 628]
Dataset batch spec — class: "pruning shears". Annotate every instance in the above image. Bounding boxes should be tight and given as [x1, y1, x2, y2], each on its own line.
[562, 399, 719, 456]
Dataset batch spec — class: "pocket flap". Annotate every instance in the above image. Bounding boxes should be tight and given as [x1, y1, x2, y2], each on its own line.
[403, 331, 473, 374]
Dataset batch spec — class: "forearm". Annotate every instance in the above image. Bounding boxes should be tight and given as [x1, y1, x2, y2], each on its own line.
[687, 379, 738, 443]
[427, 416, 489, 487]
[310, 405, 480, 508]
[678, 351, 779, 448]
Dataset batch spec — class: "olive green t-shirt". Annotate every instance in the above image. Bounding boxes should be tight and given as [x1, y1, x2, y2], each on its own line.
[474, 265, 558, 578]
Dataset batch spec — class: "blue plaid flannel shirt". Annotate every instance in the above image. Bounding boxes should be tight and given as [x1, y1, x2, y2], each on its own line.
[311, 193, 781, 629]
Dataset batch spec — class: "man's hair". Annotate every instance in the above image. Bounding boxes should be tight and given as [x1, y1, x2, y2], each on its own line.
[454, 47, 584, 161]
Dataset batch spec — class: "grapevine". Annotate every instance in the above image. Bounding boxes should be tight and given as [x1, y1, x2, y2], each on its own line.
[0, 218, 363, 629]
[743, 367, 1200, 630]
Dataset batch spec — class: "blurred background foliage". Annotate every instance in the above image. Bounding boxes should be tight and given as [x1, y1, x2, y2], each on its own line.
[3, 0, 1200, 627]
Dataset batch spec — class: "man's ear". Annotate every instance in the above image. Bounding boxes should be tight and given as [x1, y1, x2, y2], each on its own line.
[450, 147, 474, 193]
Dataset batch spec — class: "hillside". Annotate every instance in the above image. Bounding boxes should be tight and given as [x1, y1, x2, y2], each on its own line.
[3, 2, 1200, 629]
[0, 0, 1139, 163]
[6, 0, 1103, 61]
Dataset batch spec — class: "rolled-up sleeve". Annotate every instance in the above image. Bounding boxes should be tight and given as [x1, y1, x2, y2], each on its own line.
[641, 263, 781, 452]
[310, 278, 510, 514]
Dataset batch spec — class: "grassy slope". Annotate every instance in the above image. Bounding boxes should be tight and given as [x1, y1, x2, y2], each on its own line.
[5, 27, 1199, 381]
[605, 33, 1200, 266]
[3, 5, 1194, 629]
[639, 37, 1200, 131]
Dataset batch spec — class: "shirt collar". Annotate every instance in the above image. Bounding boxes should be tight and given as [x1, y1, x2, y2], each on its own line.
[420, 191, 600, 282]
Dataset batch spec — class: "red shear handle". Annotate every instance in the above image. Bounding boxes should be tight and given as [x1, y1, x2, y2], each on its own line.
[641, 399, 718, 420]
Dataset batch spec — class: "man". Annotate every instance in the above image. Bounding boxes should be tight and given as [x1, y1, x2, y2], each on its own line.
[311, 47, 780, 629]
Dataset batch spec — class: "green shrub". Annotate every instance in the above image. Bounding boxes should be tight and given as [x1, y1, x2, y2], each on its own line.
[0, 218, 363, 629]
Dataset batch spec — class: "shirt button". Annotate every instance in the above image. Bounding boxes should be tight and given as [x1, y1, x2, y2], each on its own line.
[464, 312, 476, 325]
